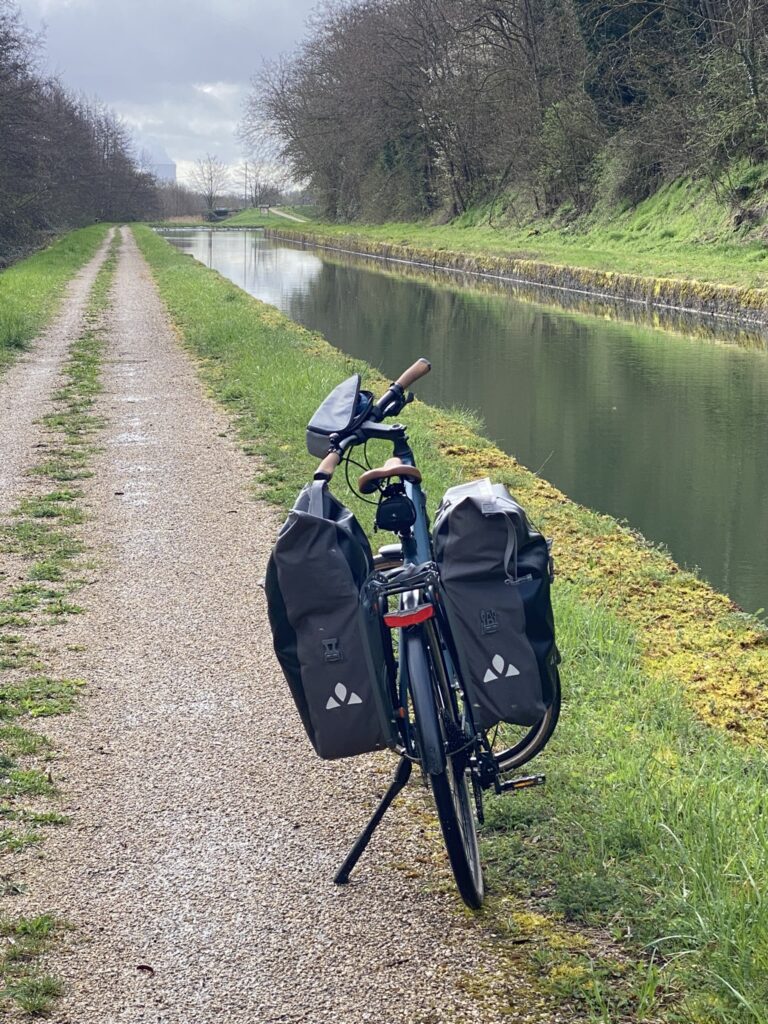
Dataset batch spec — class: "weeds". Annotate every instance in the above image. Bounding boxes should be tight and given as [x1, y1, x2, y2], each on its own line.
[0, 916, 63, 1016]
[0, 233, 117, 1019]
[0, 225, 109, 375]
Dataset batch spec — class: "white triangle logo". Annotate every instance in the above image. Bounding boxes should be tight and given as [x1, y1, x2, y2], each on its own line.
[483, 654, 520, 683]
[326, 682, 363, 710]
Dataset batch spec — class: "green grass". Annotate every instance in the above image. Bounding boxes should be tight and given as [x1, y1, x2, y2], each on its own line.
[0, 827, 43, 853]
[0, 677, 84, 719]
[0, 236, 117, 1017]
[217, 208, 314, 229]
[0, 636, 39, 671]
[0, 225, 110, 375]
[134, 222, 768, 1023]
[485, 585, 768, 1021]
[259, 178, 768, 289]
[0, 916, 63, 1016]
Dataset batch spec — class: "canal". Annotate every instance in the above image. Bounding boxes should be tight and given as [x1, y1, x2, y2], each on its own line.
[160, 227, 768, 618]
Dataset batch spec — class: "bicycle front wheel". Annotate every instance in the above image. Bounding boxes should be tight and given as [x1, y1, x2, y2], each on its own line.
[406, 627, 484, 909]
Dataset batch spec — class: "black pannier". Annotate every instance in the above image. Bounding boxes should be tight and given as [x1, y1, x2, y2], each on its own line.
[265, 479, 398, 760]
[433, 479, 559, 731]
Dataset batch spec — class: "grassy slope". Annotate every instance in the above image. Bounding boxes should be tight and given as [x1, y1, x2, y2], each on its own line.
[231, 178, 768, 289]
[135, 223, 768, 1024]
[0, 226, 110, 375]
[149, 211, 293, 230]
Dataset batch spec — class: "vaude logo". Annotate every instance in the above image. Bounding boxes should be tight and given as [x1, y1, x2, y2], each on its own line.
[326, 682, 363, 710]
[483, 654, 520, 683]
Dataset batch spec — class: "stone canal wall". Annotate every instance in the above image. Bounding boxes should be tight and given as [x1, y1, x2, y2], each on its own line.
[267, 228, 768, 327]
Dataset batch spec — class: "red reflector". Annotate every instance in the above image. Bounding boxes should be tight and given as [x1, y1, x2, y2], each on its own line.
[384, 605, 435, 628]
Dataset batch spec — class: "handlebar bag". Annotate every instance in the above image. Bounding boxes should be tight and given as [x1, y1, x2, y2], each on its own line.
[265, 479, 398, 759]
[306, 374, 374, 458]
[433, 479, 559, 731]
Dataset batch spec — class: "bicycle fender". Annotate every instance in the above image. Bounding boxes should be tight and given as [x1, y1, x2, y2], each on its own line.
[405, 628, 445, 776]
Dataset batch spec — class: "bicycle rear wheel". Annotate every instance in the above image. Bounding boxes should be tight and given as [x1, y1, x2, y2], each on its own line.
[491, 668, 561, 773]
[406, 627, 484, 909]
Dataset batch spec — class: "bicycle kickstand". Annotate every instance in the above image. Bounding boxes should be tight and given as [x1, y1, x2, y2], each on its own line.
[334, 756, 413, 886]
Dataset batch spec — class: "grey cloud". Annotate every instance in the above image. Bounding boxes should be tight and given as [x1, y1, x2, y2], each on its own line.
[15, 0, 318, 168]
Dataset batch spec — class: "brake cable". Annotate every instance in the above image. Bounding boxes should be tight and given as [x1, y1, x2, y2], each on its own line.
[343, 448, 379, 506]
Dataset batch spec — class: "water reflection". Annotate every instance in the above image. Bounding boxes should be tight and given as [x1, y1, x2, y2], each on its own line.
[178, 228, 324, 308]
[160, 228, 768, 617]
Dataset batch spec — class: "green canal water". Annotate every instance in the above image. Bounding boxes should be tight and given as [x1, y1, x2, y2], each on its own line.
[160, 227, 768, 617]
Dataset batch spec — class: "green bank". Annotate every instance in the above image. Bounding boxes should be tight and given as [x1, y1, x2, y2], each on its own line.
[0, 225, 110, 375]
[228, 180, 768, 325]
[228, 179, 767, 287]
[135, 224, 768, 1023]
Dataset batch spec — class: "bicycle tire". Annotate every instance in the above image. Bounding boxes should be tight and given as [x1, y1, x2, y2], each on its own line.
[491, 667, 562, 773]
[406, 627, 484, 909]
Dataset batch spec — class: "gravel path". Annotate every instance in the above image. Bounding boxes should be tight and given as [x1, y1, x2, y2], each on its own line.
[15, 228, 542, 1023]
[0, 230, 114, 517]
[270, 207, 309, 223]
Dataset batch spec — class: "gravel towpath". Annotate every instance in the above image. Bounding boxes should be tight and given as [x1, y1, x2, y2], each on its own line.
[13, 229, 542, 1024]
[0, 230, 114, 517]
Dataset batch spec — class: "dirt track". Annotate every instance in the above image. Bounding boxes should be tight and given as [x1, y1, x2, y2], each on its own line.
[3, 228, 546, 1024]
[0, 232, 113, 517]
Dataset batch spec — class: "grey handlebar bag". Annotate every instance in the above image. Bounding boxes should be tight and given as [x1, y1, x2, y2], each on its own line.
[265, 479, 399, 760]
[433, 479, 560, 731]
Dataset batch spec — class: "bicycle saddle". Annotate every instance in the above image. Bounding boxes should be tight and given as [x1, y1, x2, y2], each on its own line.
[358, 458, 422, 494]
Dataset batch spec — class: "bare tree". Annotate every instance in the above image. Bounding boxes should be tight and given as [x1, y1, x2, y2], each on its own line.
[190, 153, 230, 213]
[156, 181, 203, 219]
[233, 131, 290, 207]
[242, 0, 768, 224]
[0, 0, 158, 264]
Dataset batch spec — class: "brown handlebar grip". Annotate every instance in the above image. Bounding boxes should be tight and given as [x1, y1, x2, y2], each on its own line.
[395, 357, 431, 389]
[315, 450, 342, 479]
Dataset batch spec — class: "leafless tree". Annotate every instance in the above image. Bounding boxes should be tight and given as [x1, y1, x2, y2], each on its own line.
[0, 0, 158, 264]
[233, 128, 290, 207]
[156, 181, 203, 219]
[242, 0, 768, 223]
[190, 154, 231, 213]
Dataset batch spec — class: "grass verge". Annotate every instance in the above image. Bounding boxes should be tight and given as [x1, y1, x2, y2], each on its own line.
[0, 234, 118, 1019]
[134, 223, 768, 1023]
[229, 178, 768, 289]
[0, 225, 110, 376]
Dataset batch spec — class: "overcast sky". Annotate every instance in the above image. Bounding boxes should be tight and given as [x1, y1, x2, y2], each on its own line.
[16, 0, 319, 183]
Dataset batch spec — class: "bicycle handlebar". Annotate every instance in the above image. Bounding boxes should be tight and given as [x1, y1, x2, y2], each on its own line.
[395, 357, 431, 389]
[314, 358, 431, 482]
[315, 449, 342, 479]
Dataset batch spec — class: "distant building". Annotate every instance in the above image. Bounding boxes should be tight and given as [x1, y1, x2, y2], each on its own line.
[151, 161, 177, 183]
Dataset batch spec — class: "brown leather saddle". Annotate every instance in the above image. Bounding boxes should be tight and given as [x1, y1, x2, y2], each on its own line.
[357, 457, 422, 495]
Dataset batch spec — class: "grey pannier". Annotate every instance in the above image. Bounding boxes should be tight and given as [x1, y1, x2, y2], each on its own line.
[265, 479, 398, 760]
[433, 479, 559, 731]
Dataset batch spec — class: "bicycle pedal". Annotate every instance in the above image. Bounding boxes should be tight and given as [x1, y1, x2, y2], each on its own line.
[499, 774, 546, 793]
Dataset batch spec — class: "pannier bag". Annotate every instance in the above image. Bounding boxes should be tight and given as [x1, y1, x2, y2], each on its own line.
[265, 479, 398, 760]
[433, 478, 559, 731]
